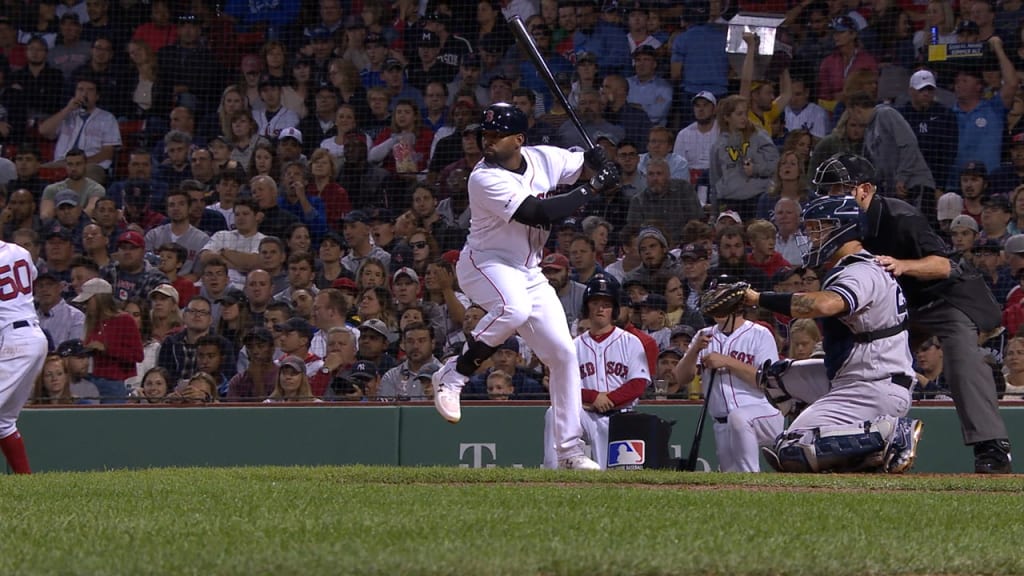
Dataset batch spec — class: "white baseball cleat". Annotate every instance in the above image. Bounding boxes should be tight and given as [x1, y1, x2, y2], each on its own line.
[558, 455, 601, 470]
[432, 360, 467, 423]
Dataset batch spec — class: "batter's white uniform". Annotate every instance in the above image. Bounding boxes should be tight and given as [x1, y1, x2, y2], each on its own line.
[542, 326, 651, 469]
[456, 145, 589, 461]
[696, 320, 783, 472]
[0, 243, 49, 448]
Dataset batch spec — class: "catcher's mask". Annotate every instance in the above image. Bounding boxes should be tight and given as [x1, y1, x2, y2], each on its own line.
[802, 195, 862, 269]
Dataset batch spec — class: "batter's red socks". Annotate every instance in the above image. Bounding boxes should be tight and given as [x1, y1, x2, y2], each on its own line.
[0, 431, 31, 475]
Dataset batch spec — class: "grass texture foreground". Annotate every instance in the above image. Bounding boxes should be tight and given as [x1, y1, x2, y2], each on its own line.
[1, 466, 1022, 575]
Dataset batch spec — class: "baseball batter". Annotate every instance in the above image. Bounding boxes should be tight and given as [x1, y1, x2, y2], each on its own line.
[674, 276, 783, 472]
[433, 103, 619, 470]
[0, 241, 49, 474]
[542, 275, 650, 469]
[744, 195, 923, 473]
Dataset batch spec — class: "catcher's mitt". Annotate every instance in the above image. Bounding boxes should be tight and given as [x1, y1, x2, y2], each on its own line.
[699, 280, 750, 317]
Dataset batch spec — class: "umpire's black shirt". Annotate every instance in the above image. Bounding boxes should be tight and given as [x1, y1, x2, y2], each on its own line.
[861, 194, 1000, 329]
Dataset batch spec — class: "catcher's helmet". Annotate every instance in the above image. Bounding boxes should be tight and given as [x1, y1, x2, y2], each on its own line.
[811, 153, 876, 195]
[581, 274, 620, 320]
[480, 103, 528, 135]
[801, 195, 862, 269]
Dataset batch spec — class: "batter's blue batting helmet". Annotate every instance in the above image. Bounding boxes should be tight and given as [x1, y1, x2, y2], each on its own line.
[801, 195, 862, 269]
[811, 153, 876, 195]
[480, 103, 528, 135]
[582, 273, 620, 320]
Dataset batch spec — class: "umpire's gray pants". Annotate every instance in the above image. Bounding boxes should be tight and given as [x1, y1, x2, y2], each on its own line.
[911, 304, 1007, 444]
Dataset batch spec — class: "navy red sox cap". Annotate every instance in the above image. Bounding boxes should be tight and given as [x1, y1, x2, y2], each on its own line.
[480, 103, 528, 136]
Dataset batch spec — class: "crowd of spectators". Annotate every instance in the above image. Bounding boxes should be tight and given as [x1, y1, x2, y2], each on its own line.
[1, 0, 1024, 404]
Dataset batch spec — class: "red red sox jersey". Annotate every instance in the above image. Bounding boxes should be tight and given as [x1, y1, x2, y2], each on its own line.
[697, 320, 779, 419]
[467, 145, 584, 270]
[576, 327, 650, 409]
[0, 242, 39, 324]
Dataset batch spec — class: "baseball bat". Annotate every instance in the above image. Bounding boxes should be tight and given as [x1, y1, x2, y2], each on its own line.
[683, 368, 716, 472]
[507, 16, 596, 150]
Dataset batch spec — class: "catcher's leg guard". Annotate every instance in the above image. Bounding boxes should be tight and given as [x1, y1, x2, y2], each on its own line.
[774, 419, 895, 473]
[607, 412, 674, 469]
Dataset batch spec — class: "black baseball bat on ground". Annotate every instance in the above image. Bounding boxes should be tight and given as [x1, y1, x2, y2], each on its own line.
[683, 369, 716, 472]
[507, 16, 595, 150]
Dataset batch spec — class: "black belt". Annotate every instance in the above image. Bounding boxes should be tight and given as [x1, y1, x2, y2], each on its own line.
[714, 416, 728, 424]
[12, 320, 29, 329]
[891, 374, 913, 389]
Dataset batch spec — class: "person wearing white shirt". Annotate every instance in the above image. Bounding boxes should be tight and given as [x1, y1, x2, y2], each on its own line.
[36, 272, 85, 347]
[673, 91, 720, 171]
[38, 76, 122, 179]
[253, 76, 300, 140]
[199, 198, 266, 286]
[784, 78, 830, 138]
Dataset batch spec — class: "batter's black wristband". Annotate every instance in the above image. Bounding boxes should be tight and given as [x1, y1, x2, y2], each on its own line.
[758, 292, 794, 315]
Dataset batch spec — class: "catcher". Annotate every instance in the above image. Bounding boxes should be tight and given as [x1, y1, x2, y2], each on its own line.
[742, 195, 923, 473]
[673, 275, 783, 472]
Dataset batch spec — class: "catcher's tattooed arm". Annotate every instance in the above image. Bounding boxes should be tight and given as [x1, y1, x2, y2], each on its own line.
[745, 288, 850, 318]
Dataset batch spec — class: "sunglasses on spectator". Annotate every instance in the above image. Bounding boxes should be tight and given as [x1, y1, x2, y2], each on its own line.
[410, 241, 428, 249]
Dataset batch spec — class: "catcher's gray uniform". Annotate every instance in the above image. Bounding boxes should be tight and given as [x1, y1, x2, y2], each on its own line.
[769, 251, 918, 472]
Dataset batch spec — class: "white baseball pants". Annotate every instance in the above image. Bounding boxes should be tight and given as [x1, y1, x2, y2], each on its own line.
[0, 322, 47, 439]
[712, 404, 784, 472]
[458, 251, 586, 460]
[542, 408, 609, 469]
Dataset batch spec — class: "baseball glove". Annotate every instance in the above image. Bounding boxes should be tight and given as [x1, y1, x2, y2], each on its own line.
[699, 281, 750, 317]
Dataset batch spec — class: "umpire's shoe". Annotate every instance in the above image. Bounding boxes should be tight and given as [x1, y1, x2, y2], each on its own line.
[885, 418, 924, 474]
[974, 439, 1013, 474]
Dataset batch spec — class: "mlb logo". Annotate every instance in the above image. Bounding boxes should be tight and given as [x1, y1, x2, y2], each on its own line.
[607, 440, 646, 469]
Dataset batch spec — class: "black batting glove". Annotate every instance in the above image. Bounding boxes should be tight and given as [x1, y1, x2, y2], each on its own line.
[583, 146, 609, 172]
[588, 162, 620, 193]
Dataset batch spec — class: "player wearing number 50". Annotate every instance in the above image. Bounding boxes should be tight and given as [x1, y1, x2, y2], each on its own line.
[674, 275, 783, 472]
[542, 275, 650, 469]
[744, 195, 923, 473]
[0, 242, 49, 474]
[432, 103, 620, 470]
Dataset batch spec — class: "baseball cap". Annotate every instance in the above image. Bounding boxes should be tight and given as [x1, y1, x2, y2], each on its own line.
[57, 339, 92, 357]
[1010, 127, 1024, 147]
[487, 73, 513, 87]
[950, 214, 979, 233]
[460, 52, 481, 68]
[278, 355, 307, 373]
[346, 359, 379, 380]
[383, 58, 404, 71]
[149, 284, 180, 305]
[72, 277, 113, 303]
[554, 70, 573, 86]
[936, 192, 964, 221]
[117, 230, 145, 247]
[393, 266, 419, 284]
[60, 12, 81, 23]
[343, 209, 372, 224]
[961, 160, 988, 178]
[307, 26, 331, 41]
[364, 32, 384, 45]
[417, 30, 441, 48]
[541, 253, 570, 271]
[632, 45, 657, 58]
[243, 326, 275, 345]
[1004, 234, 1024, 254]
[497, 336, 520, 353]
[670, 324, 696, 342]
[275, 317, 314, 340]
[691, 90, 717, 106]
[909, 69, 937, 90]
[631, 293, 667, 311]
[258, 74, 284, 89]
[658, 347, 684, 359]
[830, 15, 857, 32]
[415, 363, 440, 381]
[679, 242, 709, 260]
[717, 210, 743, 225]
[278, 127, 303, 144]
[217, 288, 248, 306]
[772, 266, 803, 285]
[358, 318, 391, 340]
[983, 194, 1011, 213]
[55, 189, 79, 208]
[331, 277, 358, 291]
[973, 239, 1002, 253]
[637, 227, 667, 248]
[36, 271, 61, 284]
[45, 227, 73, 242]
[594, 131, 619, 146]
[366, 207, 394, 223]
[321, 231, 345, 247]
[556, 217, 579, 231]
[576, 52, 598, 65]
[462, 123, 481, 136]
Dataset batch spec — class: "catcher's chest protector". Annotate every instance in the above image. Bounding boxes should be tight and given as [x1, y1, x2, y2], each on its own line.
[607, 412, 674, 470]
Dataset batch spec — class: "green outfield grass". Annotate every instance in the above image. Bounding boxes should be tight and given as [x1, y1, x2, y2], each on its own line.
[1, 467, 1021, 575]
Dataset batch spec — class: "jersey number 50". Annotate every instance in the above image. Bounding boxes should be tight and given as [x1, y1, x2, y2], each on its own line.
[0, 260, 33, 301]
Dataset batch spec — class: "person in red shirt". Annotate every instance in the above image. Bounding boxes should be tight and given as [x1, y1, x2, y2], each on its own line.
[746, 219, 791, 278]
[156, 243, 198, 304]
[75, 277, 144, 403]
